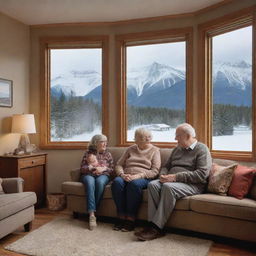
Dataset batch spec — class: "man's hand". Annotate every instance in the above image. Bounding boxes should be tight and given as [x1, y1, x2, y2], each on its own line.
[160, 174, 176, 183]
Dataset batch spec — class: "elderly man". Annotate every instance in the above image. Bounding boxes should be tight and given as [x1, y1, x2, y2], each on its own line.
[135, 123, 212, 241]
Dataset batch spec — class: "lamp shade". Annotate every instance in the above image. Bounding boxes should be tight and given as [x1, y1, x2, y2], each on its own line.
[12, 114, 36, 134]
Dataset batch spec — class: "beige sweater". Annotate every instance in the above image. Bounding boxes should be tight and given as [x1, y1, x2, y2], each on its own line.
[115, 144, 161, 179]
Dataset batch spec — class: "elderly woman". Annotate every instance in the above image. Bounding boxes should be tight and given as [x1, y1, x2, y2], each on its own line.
[111, 128, 161, 232]
[80, 134, 114, 230]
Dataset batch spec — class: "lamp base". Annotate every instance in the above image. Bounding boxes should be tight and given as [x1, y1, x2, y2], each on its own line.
[19, 134, 30, 151]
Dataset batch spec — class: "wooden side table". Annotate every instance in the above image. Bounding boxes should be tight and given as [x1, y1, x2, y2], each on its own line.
[0, 152, 47, 208]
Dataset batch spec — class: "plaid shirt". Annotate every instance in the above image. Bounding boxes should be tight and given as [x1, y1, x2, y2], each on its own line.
[80, 150, 114, 176]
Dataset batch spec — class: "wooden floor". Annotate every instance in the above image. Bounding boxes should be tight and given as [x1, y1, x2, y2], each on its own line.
[0, 208, 255, 256]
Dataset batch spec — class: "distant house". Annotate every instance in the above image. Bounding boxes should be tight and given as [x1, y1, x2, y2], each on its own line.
[144, 124, 171, 131]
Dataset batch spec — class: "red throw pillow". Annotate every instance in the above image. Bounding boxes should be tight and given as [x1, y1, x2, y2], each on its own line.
[228, 165, 256, 199]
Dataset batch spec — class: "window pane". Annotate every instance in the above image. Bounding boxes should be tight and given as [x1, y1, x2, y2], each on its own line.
[50, 49, 102, 142]
[212, 26, 252, 151]
[126, 42, 186, 142]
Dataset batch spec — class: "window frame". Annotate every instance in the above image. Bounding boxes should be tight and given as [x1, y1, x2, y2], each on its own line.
[198, 7, 256, 161]
[115, 28, 193, 147]
[40, 36, 109, 149]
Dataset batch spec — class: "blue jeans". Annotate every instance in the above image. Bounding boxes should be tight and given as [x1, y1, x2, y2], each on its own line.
[111, 176, 150, 218]
[80, 174, 110, 213]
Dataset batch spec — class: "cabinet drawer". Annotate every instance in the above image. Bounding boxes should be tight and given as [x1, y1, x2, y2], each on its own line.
[19, 156, 45, 168]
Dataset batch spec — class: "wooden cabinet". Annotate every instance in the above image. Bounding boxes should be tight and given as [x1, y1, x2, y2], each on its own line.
[0, 153, 47, 208]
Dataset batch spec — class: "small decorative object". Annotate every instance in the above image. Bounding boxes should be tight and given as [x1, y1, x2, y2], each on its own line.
[13, 148, 25, 155]
[25, 144, 38, 154]
[0, 78, 13, 107]
[47, 193, 66, 211]
[12, 114, 36, 154]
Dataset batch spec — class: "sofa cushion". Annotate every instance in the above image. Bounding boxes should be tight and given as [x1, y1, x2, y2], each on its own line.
[159, 148, 173, 167]
[62, 181, 113, 199]
[190, 194, 256, 222]
[207, 163, 237, 195]
[0, 192, 37, 221]
[62, 181, 191, 210]
[108, 147, 127, 164]
[0, 178, 4, 194]
[228, 165, 255, 199]
[213, 159, 237, 166]
[62, 181, 87, 196]
[109, 147, 173, 168]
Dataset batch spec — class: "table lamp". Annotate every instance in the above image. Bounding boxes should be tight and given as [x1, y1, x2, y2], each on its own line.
[12, 114, 36, 154]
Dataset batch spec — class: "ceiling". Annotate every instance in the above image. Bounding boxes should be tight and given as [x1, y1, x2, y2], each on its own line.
[0, 0, 228, 25]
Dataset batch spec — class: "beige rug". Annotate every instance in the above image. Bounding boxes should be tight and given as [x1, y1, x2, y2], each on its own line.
[5, 217, 212, 256]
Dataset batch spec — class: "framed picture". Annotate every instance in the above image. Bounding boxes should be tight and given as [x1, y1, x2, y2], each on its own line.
[0, 78, 13, 107]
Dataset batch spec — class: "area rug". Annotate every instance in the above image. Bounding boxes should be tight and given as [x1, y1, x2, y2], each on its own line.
[5, 217, 212, 256]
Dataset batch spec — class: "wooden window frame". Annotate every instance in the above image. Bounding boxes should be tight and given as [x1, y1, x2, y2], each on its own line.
[40, 36, 109, 149]
[116, 28, 193, 148]
[198, 7, 256, 161]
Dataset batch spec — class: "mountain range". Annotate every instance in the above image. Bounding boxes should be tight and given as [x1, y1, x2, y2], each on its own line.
[51, 60, 252, 109]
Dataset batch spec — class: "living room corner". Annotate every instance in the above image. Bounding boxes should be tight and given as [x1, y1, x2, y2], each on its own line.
[0, 0, 256, 255]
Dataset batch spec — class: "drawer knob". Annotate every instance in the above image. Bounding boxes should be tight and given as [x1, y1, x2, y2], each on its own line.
[32, 160, 35, 164]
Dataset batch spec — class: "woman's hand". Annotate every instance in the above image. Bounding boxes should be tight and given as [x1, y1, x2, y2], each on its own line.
[121, 174, 141, 182]
[93, 166, 107, 176]
[160, 174, 176, 183]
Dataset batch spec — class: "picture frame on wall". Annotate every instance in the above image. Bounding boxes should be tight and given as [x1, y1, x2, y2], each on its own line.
[0, 78, 13, 107]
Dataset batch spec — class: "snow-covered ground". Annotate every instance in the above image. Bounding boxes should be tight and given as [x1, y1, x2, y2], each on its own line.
[128, 126, 252, 151]
[212, 128, 251, 151]
[51, 127, 101, 142]
[51, 125, 252, 152]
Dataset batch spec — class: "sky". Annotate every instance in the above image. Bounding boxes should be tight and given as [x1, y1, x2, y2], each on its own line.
[51, 48, 102, 77]
[213, 26, 252, 64]
[50, 25, 252, 77]
[127, 41, 186, 70]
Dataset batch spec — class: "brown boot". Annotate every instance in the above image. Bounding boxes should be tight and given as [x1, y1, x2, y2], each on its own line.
[136, 227, 164, 241]
[134, 226, 152, 237]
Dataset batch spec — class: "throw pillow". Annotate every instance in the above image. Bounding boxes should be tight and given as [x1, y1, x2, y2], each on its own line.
[228, 165, 255, 199]
[249, 176, 256, 200]
[0, 178, 5, 194]
[207, 163, 237, 196]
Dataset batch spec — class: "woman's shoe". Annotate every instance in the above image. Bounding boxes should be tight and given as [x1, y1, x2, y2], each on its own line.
[121, 220, 135, 232]
[89, 215, 97, 230]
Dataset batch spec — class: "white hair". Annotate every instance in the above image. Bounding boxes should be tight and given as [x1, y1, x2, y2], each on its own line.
[176, 123, 196, 137]
[134, 127, 152, 142]
[88, 134, 107, 149]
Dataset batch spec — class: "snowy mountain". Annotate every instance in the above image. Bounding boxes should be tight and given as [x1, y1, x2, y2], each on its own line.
[50, 60, 252, 109]
[213, 61, 251, 90]
[127, 62, 185, 97]
[212, 61, 252, 106]
[127, 60, 252, 108]
[51, 70, 101, 97]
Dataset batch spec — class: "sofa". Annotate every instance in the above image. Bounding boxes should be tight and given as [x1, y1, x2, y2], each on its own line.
[62, 147, 256, 242]
[0, 177, 37, 239]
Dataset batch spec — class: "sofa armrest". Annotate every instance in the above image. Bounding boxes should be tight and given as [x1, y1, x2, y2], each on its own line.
[2, 177, 24, 193]
[70, 168, 81, 182]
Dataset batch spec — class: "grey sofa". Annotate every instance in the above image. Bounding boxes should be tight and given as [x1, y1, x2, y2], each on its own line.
[0, 177, 37, 239]
[62, 147, 256, 242]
